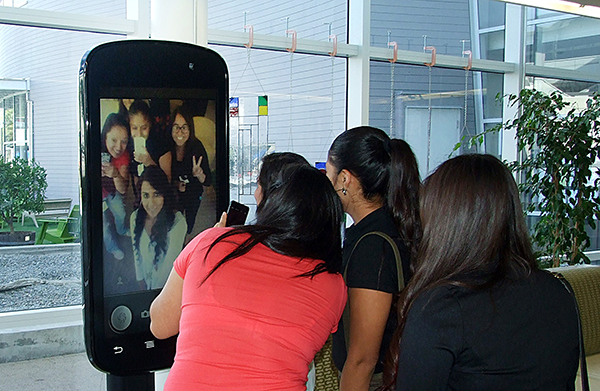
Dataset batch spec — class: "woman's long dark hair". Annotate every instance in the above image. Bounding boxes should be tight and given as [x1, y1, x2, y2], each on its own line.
[133, 165, 178, 267]
[382, 154, 537, 389]
[128, 99, 154, 130]
[328, 126, 421, 255]
[256, 152, 310, 214]
[202, 164, 344, 283]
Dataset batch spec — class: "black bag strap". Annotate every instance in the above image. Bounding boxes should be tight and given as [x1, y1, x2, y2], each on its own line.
[552, 271, 589, 391]
[342, 231, 405, 352]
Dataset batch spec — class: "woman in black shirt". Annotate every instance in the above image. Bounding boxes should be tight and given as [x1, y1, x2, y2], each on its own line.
[169, 106, 212, 238]
[325, 126, 421, 391]
[386, 154, 579, 391]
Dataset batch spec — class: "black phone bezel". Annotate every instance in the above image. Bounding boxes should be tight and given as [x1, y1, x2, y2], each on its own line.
[79, 40, 229, 375]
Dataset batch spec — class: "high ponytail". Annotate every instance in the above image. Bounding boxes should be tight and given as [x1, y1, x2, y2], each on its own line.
[388, 139, 421, 258]
[328, 126, 421, 254]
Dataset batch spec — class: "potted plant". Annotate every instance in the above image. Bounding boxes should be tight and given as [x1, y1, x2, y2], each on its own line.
[0, 156, 47, 245]
[464, 89, 600, 267]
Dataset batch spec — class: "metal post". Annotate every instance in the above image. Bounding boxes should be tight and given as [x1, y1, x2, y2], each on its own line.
[107, 372, 155, 391]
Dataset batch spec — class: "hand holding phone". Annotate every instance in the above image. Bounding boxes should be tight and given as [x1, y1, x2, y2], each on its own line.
[214, 212, 227, 228]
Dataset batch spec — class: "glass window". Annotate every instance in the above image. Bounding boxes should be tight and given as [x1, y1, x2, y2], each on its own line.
[524, 75, 600, 252]
[482, 72, 503, 119]
[480, 30, 505, 61]
[372, 0, 472, 56]
[0, 22, 124, 312]
[7, 0, 126, 17]
[1, 93, 29, 161]
[208, 0, 346, 41]
[370, 62, 502, 178]
[2, 96, 14, 160]
[526, 14, 600, 71]
[478, 0, 506, 29]
[527, 7, 563, 21]
[209, 45, 347, 219]
[0, 23, 125, 204]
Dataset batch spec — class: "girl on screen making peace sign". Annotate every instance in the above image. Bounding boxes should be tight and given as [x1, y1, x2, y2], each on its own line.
[169, 105, 212, 239]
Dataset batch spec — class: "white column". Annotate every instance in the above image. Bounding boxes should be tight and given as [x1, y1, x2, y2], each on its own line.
[150, 0, 208, 46]
[347, 0, 370, 128]
[127, 0, 150, 38]
[501, 4, 526, 163]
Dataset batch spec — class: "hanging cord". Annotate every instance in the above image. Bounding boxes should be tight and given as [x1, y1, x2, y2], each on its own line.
[388, 32, 397, 137]
[390, 64, 395, 137]
[288, 51, 294, 150]
[423, 36, 436, 174]
[232, 46, 267, 97]
[461, 41, 472, 153]
[427, 65, 432, 173]
[286, 28, 297, 150]
[331, 54, 335, 141]
[462, 67, 468, 139]
[318, 29, 339, 159]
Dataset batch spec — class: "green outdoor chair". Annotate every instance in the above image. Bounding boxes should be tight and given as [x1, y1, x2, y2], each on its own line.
[35, 205, 80, 245]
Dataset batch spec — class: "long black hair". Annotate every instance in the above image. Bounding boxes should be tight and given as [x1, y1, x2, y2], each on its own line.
[202, 164, 344, 283]
[328, 126, 421, 255]
[383, 154, 537, 389]
[133, 165, 178, 267]
[256, 152, 310, 214]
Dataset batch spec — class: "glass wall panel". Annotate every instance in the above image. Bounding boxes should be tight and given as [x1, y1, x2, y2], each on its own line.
[526, 12, 600, 71]
[209, 45, 347, 219]
[0, 22, 124, 312]
[480, 30, 505, 61]
[482, 72, 503, 118]
[370, 61, 502, 178]
[370, 0, 502, 178]
[0, 23, 125, 203]
[208, 0, 347, 43]
[371, 0, 471, 56]
[3, 0, 126, 18]
[478, 0, 505, 29]
[2, 97, 14, 159]
[524, 75, 600, 253]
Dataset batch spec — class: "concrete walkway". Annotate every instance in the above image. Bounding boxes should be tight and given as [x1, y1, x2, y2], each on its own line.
[0, 352, 170, 391]
[0, 353, 106, 391]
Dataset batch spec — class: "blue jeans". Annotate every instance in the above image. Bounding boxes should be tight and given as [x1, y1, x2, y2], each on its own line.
[103, 192, 128, 254]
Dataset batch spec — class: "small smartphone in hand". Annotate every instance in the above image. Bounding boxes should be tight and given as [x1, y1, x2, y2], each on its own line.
[133, 136, 146, 154]
[226, 201, 249, 227]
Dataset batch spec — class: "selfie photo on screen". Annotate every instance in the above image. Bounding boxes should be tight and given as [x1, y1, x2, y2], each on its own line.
[100, 97, 217, 295]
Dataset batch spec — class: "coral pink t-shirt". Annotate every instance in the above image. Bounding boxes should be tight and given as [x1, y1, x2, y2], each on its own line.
[165, 227, 347, 391]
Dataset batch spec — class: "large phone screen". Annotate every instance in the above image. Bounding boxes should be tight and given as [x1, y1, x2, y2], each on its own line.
[99, 92, 218, 297]
[81, 41, 228, 374]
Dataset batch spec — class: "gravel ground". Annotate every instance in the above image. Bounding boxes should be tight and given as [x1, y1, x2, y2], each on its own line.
[0, 244, 82, 313]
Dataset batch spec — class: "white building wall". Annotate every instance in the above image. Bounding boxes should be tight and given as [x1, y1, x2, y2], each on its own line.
[0, 0, 126, 202]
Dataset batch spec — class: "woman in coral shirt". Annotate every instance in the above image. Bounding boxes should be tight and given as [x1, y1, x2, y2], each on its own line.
[150, 164, 347, 390]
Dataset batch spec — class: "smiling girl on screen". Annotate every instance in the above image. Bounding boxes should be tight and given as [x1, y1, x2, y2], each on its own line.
[169, 105, 212, 237]
[101, 112, 131, 261]
[130, 165, 187, 290]
[128, 99, 173, 207]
